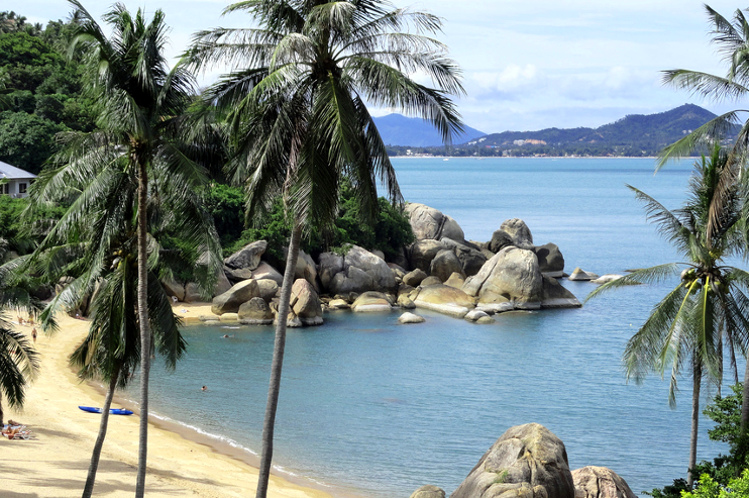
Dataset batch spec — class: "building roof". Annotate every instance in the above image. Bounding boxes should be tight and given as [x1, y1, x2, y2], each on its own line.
[0, 160, 36, 180]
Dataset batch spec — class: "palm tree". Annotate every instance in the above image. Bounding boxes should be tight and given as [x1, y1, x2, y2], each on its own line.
[187, 1, 464, 495]
[0, 314, 39, 425]
[660, 4, 749, 432]
[45, 2, 222, 495]
[588, 147, 749, 485]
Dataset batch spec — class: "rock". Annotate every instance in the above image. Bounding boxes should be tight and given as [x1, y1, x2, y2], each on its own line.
[219, 312, 239, 323]
[224, 240, 267, 270]
[571, 467, 636, 498]
[533, 243, 565, 277]
[211, 279, 260, 315]
[420, 276, 442, 287]
[452, 423, 575, 498]
[398, 283, 416, 296]
[295, 250, 319, 291]
[351, 291, 393, 312]
[590, 274, 623, 284]
[162, 278, 185, 302]
[405, 203, 465, 241]
[274, 311, 303, 328]
[323, 246, 397, 295]
[409, 239, 447, 273]
[412, 284, 475, 318]
[477, 302, 514, 314]
[477, 315, 496, 324]
[391, 246, 410, 271]
[214, 269, 232, 296]
[184, 282, 204, 303]
[397, 294, 416, 309]
[568, 267, 599, 281]
[430, 249, 464, 282]
[372, 249, 385, 260]
[290, 279, 323, 325]
[256, 279, 280, 302]
[403, 269, 429, 287]
[398, 312, 425, 324]
[541, 276, 581, 309]
[55, 276, 75, 296]
[488, 229, 515, 254]
[389, 263, 407, 281]
[444, 272, 466, 289]
[252, 262, 284, 285]
[463, 246, 543, 310]
[465, 309, 490, 321]
[410, 485, 445, 498]
[224, 266, 255, 282]
[500, 218, 533, 248]
[328, 299, 350, 310]
[238, 297, 273, 325]
[199, 315, 220, 322]
[441, 237, 488, 276]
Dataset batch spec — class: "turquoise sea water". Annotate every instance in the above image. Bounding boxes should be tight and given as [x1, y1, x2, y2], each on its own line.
[140, 157, 733, 497]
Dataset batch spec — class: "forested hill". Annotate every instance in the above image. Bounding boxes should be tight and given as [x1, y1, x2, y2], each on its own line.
[373, 113, 485, 147]
[387, 104, 722, 157]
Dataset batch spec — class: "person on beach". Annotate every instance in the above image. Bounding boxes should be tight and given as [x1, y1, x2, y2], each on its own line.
[17, 316, 23, 325]
[31, 328, 37, 343]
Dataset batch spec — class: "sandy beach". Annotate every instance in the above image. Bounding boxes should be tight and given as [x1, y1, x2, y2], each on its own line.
[3, 303, 333, 498]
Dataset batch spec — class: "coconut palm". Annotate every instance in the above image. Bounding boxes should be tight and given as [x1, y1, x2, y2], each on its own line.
[588, 147, 749, 485]
[187, 1, 464, 495]
[0, 314, 38, 425]
[41, 2, 222, 495]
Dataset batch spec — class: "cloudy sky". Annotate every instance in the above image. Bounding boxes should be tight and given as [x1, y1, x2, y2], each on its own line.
[6, 0, 747, 133]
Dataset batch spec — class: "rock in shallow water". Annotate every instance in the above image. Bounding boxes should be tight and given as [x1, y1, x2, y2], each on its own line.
[410, 485, 445, 498]
[571, 466, 636, 498]
[398, 312, 425, 324]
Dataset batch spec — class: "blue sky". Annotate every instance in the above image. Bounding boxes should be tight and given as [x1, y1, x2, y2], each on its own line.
[6, 0, 747, 133]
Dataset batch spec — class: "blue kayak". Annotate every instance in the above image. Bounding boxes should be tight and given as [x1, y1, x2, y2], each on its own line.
[79, 406, 133, 415]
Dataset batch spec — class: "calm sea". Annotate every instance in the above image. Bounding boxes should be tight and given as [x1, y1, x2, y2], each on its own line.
[140, 157, 734, 497]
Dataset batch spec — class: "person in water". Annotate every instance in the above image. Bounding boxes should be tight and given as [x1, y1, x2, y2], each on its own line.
[201, 386, 208, 391]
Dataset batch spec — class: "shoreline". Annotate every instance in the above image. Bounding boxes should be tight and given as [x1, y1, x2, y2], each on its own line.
[4, 304, 347, 498]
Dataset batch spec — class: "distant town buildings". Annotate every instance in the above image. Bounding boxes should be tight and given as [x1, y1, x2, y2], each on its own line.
[0, 160, 36, 198]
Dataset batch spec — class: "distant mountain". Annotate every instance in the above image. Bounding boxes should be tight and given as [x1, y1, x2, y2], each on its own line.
[453, 104, 720, 157]
[373, 113, 486, 147]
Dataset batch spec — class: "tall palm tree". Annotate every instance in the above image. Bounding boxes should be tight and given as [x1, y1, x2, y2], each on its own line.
[588, 147, 749, 485]
[187, 1, 464, 495]
[660, 5, 749, 432]
[50, 2, 222, 495]
[0, 314, 38, 425]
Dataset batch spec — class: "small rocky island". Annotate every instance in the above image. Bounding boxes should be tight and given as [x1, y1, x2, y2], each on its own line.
[165, 203, 584, 326]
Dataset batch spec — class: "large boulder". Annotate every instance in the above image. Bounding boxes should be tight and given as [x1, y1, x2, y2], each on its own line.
[405, 203, 465, 241]
[571, 467, 636, 498]
[224, 240, 267, 270]
[295, 250, 319, 291]
[541, 277, 581, 309]
[403, 269, 428, 287]
[252, 262, 284, 285]
[411, 485, 445, 498]
[351, 291, 393, 312]
[500, 218, 533, 248]
[256, 279, 280, 302]
[430, 250, 464, 282]
[451, 423, 575, 498]
[412, 284, 475, 318]
[290, 279, 323, 326]
[322, 246, 397, 295]
[238, 297, 273, 325]
[488, 230, 515, 254]
[162, 278, 185, 302]
[444, 272, 466, 289]
[441, 237, 488, 276]
[568, 267, 598, 282]
[463, 246, 543, 310]
[409, 239, 447, 273]
[214, 270, 232, 296]
[533, 243, 565, 277]
[224, 266, 255, 282]
[211, 279, 260, 315]
[184, 283, 203, 303]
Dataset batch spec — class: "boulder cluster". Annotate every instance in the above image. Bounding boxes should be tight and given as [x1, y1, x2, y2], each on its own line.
[412, 423, 636, 498]
[164, 203, 583, 326]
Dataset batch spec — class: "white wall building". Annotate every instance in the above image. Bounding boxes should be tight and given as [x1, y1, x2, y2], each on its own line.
[0, 160, 36, 198]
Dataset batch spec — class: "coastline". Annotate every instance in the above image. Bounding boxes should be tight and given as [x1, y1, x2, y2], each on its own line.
[3, 304, 340, 498]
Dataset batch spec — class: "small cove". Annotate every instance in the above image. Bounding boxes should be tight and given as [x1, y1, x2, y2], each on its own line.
[135, 158, 732, 497]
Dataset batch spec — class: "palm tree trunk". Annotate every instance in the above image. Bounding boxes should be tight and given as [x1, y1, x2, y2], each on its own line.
[688, 357, 702, 487]
[135, 158, 151, 498]
[256, 222, 303, 498]
[742, 355, 749, 432]
[82, 363, 121, 498]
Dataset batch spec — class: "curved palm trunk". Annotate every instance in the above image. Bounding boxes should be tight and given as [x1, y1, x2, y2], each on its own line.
[135, 159, 151, 498]
[256, 223, 303, 498]
[688, 358, 702, 487]
[82, 363, 121, 498]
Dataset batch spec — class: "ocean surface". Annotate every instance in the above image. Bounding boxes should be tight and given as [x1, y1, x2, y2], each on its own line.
[138, 157, 735, 497]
